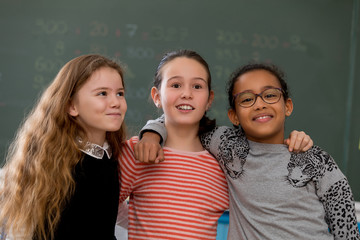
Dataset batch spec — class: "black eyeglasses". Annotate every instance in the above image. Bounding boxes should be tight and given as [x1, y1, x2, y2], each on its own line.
[233, 88, 284, 108]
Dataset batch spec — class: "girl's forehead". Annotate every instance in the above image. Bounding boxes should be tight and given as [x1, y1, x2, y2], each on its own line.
[235, 70, 280, 91]
[162, 57, 208, 78]
[80, 67, 123, 90]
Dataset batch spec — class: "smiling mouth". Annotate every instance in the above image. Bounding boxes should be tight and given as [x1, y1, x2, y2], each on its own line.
[253, 115, 272, 121]
[176, 105, 194, 110]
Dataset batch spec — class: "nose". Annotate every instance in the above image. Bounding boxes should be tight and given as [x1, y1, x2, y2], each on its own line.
[181, 86, 193, 99]
[253, 95, 267, 110]
[110, 94, 121, 108]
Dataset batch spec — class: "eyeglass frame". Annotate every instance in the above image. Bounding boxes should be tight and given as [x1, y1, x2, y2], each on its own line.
[232, 87, 285, 108]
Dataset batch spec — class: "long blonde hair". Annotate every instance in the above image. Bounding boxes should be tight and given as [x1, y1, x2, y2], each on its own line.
[0, 54, 127, 239]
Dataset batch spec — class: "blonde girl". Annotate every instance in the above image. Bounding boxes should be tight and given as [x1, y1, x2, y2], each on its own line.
[0, 54, 127, 240]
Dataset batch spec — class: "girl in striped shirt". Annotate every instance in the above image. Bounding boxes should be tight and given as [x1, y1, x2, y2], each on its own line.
[118, 50, 229, 240]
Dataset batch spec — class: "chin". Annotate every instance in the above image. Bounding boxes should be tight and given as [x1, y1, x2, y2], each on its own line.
[107, 125, 122, 132]
[246, 130, 279, 142]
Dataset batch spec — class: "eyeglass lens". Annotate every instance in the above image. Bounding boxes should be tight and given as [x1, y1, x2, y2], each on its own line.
[236, 88, 282, 107]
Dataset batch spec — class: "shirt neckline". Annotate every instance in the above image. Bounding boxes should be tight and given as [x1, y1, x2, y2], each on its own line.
[80, 141, 112, 159]
[163, 146, 208, 155]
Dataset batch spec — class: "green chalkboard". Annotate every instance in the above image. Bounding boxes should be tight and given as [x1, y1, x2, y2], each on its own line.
[0, 0, 359, 200]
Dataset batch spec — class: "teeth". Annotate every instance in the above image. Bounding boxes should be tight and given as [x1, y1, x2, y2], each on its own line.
[256, 116, 270, 120]
[177, 105, 193, 110]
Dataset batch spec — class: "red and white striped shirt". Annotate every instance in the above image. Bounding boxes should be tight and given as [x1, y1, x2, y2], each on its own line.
[119, 136, 229, 240]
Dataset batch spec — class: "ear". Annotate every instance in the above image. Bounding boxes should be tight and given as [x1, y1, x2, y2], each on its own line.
[228, 108, 240, 126]
[151, 87, 161, 108]
[68, 101, 79, 117]
[206, 90, 215, 111]
[285, 98, 293, 117]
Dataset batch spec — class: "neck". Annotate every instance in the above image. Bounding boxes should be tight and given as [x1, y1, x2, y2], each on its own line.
[87, 133, 106, 147]
[246, 132, 285, 145]
[164, 122, 204, 152]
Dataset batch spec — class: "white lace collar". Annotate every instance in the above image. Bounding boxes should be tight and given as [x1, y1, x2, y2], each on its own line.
[80, 141, 112, 159]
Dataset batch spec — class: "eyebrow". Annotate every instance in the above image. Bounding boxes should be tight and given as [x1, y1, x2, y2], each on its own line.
[167, 76, 207, 82]
[239, 85, 279, 93]
[92, 87, 125, 92]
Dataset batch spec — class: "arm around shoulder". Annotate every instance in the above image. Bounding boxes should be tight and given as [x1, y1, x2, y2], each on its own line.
[200, 126, 249, 162]
[139, 115, 166, 145]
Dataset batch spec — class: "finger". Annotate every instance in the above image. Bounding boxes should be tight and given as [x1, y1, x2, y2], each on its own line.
[292, 138, 303, 153]
[302, 138, 313, 152]
[148, 145, 160, 163]
[293, 131, 308, 152]
[289, 131, 306, 152]
[142, 145, 151, 163]
[136, 143, 148, 163]
[295, 132, 312, 152]
[287, 134, 297, 152]
[158, 148, 165, 162]
[134, 143, 140, 160]
[284, 138, 291, 151]
[155, 148, 165, 163]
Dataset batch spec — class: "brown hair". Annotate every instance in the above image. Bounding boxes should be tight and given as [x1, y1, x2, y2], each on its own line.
[154, 49, 216, 134]
[0, 54, 127, 239]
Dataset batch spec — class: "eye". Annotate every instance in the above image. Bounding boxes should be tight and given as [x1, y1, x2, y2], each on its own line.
[240, 97, 253, 103]
[117, 91, 125, 97]
[302, 164, 314, 174]
[171, 83, 181, 88]
[288, 162, 295, 168]
[238, 93, 254, 103]
[97, 91, 107, 96]
[264, 93, 277, 99]
[263, 89, 280, 100]
[193, 84, 203, 89]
